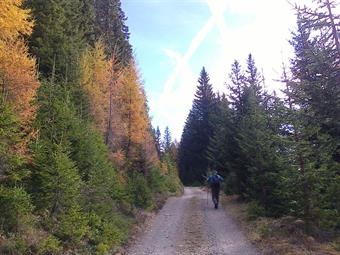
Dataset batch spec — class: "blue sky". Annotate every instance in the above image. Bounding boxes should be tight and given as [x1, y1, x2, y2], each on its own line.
[121, 0, 301, 140]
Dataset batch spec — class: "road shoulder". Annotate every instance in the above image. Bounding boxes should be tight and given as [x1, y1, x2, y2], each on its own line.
[222, 195, 340, 255]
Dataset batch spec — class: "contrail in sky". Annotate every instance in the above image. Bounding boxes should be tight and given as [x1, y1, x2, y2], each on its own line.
[158, 0, 228, 118]
[207, 0, 229, 52]
[160, 17, 215, 97]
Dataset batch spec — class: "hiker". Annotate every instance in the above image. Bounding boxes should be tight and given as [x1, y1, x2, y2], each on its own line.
[207, 170, 224, 209]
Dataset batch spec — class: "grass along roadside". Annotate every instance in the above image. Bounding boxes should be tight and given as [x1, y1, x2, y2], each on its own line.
[221, 195, 340, 255]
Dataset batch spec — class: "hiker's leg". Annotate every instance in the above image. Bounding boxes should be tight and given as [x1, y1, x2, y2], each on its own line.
[212, 187, 219, 207]
[216, 187, 220, 205]
[214, 187, 220, 209]
[211, 187, 217, 204]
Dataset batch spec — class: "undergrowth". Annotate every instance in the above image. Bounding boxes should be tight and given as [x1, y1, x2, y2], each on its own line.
[222, 195, 340, 255]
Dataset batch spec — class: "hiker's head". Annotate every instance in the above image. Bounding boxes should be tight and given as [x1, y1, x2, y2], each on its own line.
[213, 170, 218, 175]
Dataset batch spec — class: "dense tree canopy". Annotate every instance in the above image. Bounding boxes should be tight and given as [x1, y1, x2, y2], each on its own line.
[94, 0, 133, 64]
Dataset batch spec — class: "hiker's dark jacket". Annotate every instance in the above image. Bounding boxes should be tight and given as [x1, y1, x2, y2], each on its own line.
[207, 174, 224, 186]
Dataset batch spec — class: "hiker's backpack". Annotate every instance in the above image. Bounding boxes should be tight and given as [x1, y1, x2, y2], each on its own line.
[210, 175, 220, 188]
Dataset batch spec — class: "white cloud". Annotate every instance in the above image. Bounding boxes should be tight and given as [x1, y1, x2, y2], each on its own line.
[153, 0, 303, 140]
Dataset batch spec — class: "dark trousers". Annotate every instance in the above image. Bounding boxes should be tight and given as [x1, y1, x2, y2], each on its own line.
[211, 185, 220, 206]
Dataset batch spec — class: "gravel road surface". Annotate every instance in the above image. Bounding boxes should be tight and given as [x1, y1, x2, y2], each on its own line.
[126, 187, 260, 255]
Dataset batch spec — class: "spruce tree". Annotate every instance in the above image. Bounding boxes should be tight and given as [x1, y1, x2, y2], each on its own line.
[26, 0, 93, 81]
[0, 97, 34, 233]
[94, 0, 133, 65]
[31, 82, 83, 213]
[235, 86, 266, 200]
[163, 126, 171, 154]
[245, 54, 263, 100]
[31, 79, 127, 246]
[206, 94, 235, 193]
[155, 126, 162, 157]
[178, 67, 216, 184]
[228, 60, 245, 118]
[296, 0, 340, 59]
[225, 55, 286, 214]
[285, 16, 340, 230]
[295, 1, 340, 165]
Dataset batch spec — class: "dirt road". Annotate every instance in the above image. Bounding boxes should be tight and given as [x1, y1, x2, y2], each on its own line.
[126, 187, 260, 255]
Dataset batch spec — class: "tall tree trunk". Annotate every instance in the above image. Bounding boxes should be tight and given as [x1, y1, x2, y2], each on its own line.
[326, 0, 340, 58]
[105, 78, 114, 145]
[298, 153, 311, 229]
[284, 70, 312, 230]
[125, 87, 132, 158]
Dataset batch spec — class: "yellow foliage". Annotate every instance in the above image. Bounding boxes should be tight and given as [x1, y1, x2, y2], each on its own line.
[80, 45, 159, 169]
[0, 0, 33, 41]
[112, 61, 159, 166]
[143, 130, 160, 168]
[0, 40, 38, 121]
[0, 0, 38, 123]
[160, 161, 169, 175]
[110, 149, 126, 169]
[80, 41, 111, 133]
[118, 62, 149, 147]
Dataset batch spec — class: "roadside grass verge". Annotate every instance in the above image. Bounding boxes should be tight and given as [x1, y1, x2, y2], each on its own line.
[222, 195, 340, 255]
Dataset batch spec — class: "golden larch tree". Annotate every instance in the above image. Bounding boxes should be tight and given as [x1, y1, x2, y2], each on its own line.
[80, 41, 111, 133]
[0, 0, 39, 122]
[110, 61, 159, 170]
